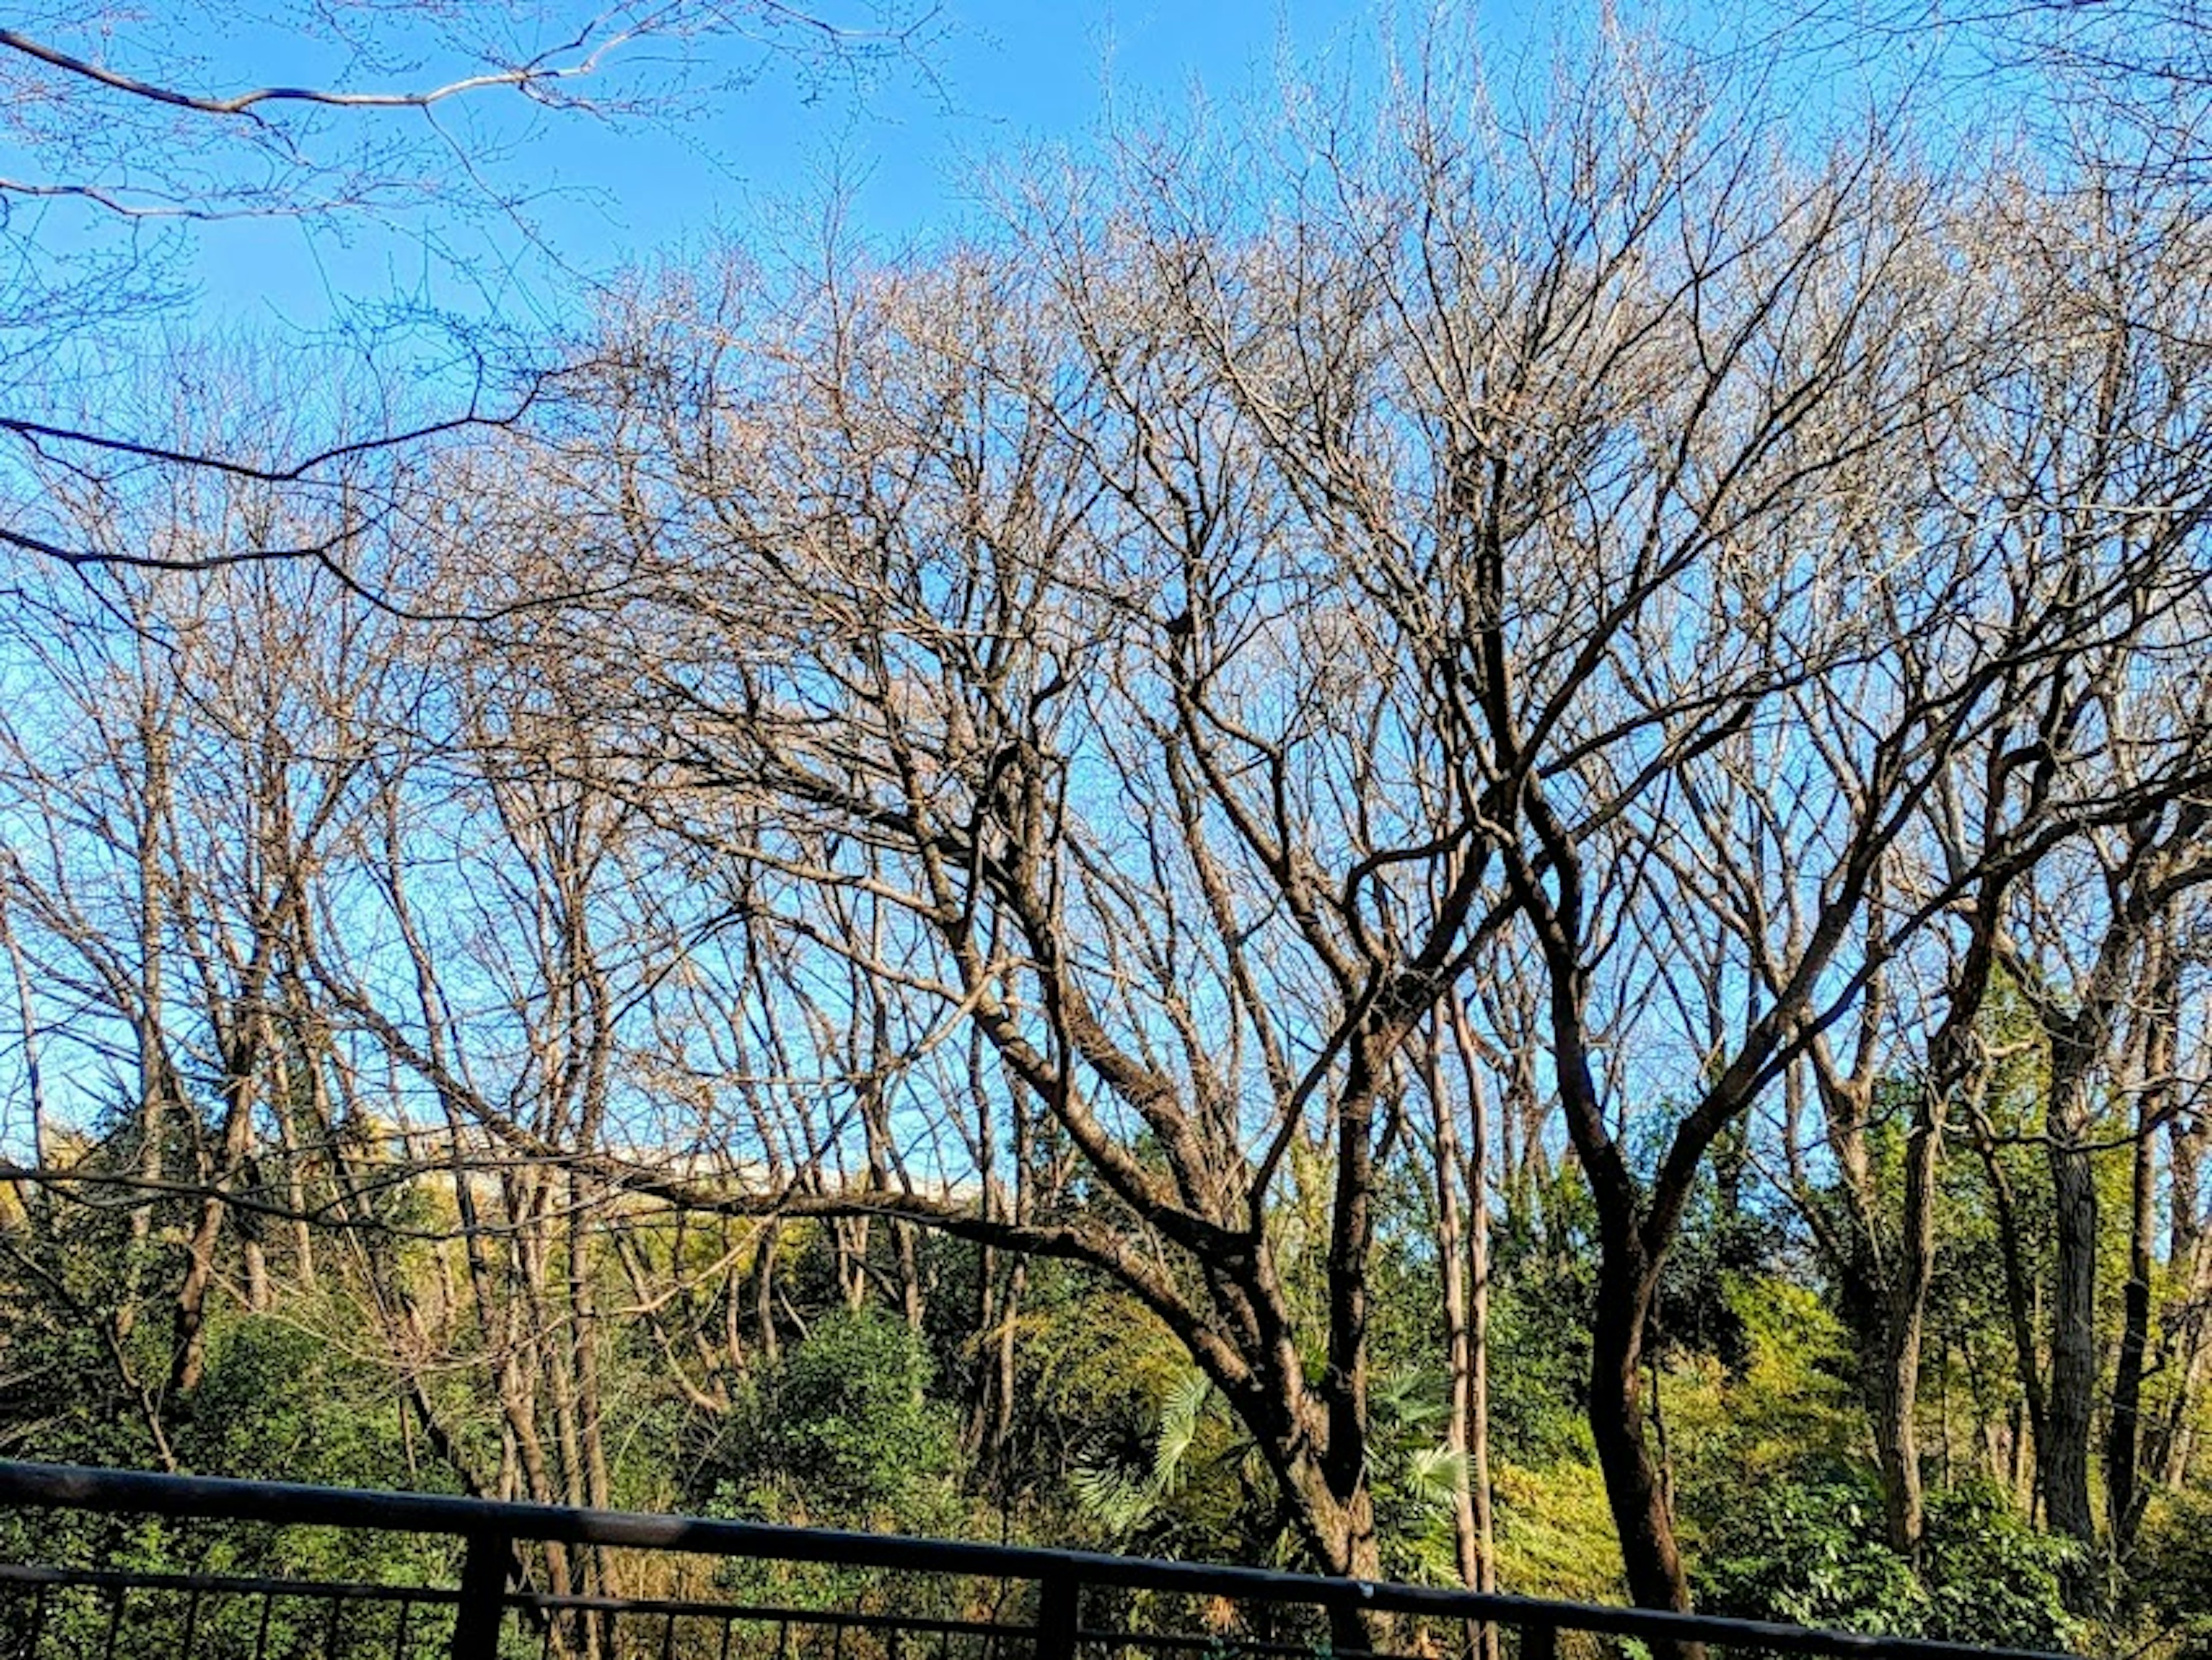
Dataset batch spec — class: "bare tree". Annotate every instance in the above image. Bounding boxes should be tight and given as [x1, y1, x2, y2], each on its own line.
[494, 28, 2084, 1636]
[1089, 39, 2010, 1633]
[0, 2, 940, 581]
[0, 404, 425, 1448]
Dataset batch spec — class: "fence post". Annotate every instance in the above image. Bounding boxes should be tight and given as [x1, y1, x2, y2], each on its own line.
[1520, 1624, 1556, 1660]
[451, 1530, 512, 1660]
[1036, 1570, 1080, 1660]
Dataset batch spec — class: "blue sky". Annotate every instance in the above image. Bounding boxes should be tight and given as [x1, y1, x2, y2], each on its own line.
[181, 2, 1404, 344]
[151, 0, 1942, 358]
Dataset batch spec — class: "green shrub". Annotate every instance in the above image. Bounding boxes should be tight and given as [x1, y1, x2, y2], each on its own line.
[1697, 1462, 1925, 1635]
[1916, 1483, 2078, 1650]
[723, 1306, 962, 1530]
[1698, 1468, 2078, 1651]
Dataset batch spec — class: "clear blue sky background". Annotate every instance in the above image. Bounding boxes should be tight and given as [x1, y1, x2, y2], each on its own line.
[154, 0, 1945, 362]
[35, 0, 1938, 376]
[184, 3, 1413, 343]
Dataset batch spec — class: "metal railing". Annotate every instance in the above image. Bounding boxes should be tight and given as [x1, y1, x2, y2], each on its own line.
[0, 1461, 2075, 1660]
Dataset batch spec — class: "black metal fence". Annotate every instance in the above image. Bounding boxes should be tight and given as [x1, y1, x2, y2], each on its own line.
[0, 1461, 2075, 1660]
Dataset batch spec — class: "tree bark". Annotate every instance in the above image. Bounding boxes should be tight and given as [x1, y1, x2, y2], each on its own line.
[1442, 996, 1501, 1660]
[1880, 1086, 1942, 1557]
[1424, 1018, 1490, 1633]
[2107, 1119, 2157, 1553]
[2041, 1027, 2102, 1570]
[1590, 1246, 1692, 1622]
[169, 1036, 262, 1397]
[2108, 927, 2177, 1556]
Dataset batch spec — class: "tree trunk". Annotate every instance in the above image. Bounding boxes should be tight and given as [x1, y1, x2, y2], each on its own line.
[2109, 936, 2175, 1555]
[2106, 1121, 2156, 1555]
[1590, 1245, 1701, 1660]
[120, 721, 175, 1347]
[1543, 954, 1701, 1654]
[1975, 1123, 2050, 1491]
[1290, 1462, 1384, 1654]
[1441, 999, 1501, 1660]
[2042, 1032, 2101, 1578]
[242, 1227, 271, 1313]
[2153, 1229, 2212, 1488]
[1868, 1309, 1926, 1559]
[266, 1056, 317, 1293]
[1426, 1024, 1487, 1616]
[752, 1222, 783, 1366]
[1874, 1086, 1942, 1557]
[170, 1052, 260, 1397]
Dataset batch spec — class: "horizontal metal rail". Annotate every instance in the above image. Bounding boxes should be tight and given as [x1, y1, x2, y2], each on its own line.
[0, 1460, 2076, 1660]
[0, 1562, 460, 1604]
[507, 1595, 1014, 1637]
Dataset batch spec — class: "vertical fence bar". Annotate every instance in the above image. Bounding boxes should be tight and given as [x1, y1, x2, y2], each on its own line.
[1035, 1573, 1078, 1660]
[450, 1533, 512, 1660]
[100, 1586, 124, 1660]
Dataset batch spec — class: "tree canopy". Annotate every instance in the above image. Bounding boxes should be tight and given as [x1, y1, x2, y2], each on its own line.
[4, 10, 2212, 1659]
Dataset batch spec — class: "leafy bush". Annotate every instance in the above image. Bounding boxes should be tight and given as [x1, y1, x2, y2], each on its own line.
[1917, 1484, 2078, 1650]
[1698, 1468, 2078, 1650]
[2129, 1489, 2212, 1658]
[722, 1305, 963, 1530]
[1697, 1462, 1925, 1634]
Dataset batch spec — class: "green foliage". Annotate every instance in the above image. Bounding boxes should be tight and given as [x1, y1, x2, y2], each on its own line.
[1362, 1368, 1470, 1583]
[1069, 1362, 1464, 1582]
[184, 1317, 412, 1490]
[1698, 1462, 1925, 1633]
[1023, 1264, 1198, 1468]
[1668, 1276, 1863, 1514]
[1070, 1369, 1214, 1532]
[1486, 1178, 1599, 1469]
[1698, 1469, 2077, 1649]
[1916, 1484, 2080, 1649]
[1069, 1365, 1259, 1557]
[2130, 1488, 2212, 1658]
[718, 1305, 963, 1532]
[0, 1071, 2175, 1659]
[1490, 1458, 1624, 1604]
